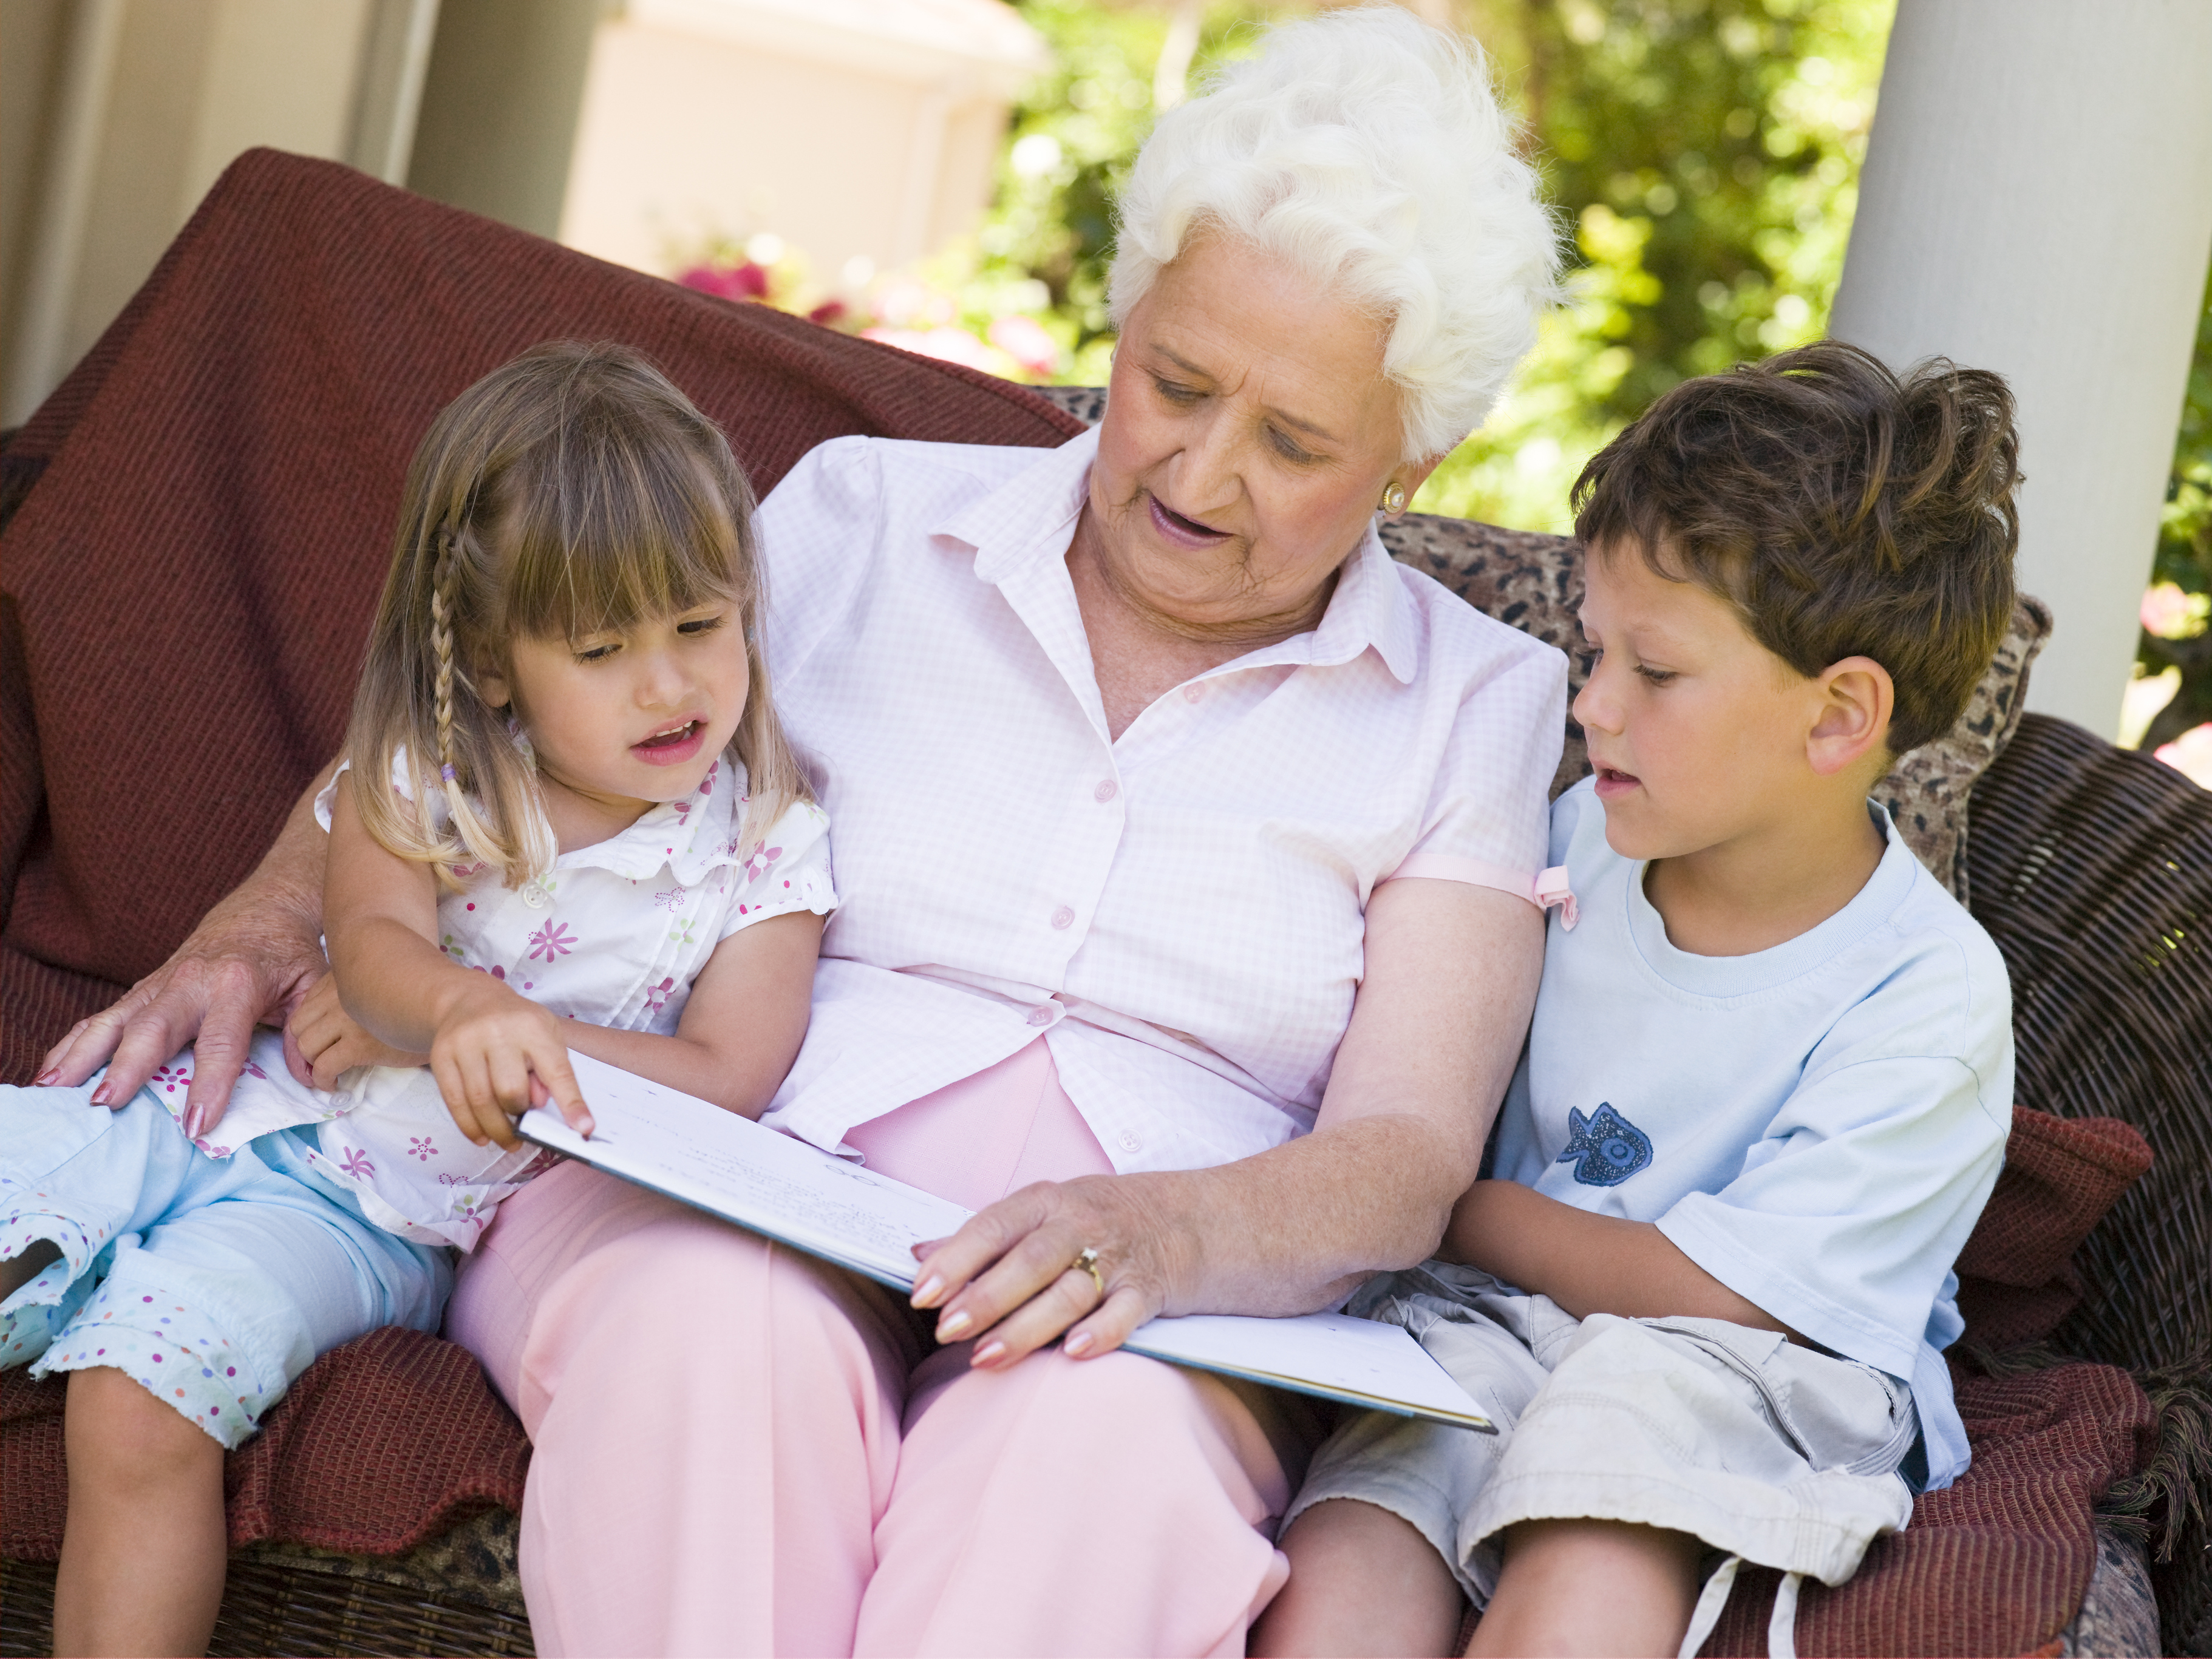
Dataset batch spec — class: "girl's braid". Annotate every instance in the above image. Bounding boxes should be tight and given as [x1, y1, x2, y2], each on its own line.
[429, 528, 461, 787]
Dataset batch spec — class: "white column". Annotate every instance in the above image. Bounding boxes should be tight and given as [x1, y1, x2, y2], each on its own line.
[1830, 0, 2212, 739]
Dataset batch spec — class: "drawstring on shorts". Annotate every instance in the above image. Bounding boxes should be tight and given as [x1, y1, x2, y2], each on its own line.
[1675, 1556, 1804, 1659]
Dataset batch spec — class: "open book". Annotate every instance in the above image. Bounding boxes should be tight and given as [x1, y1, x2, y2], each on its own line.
[520, 1053, 1492, 1431]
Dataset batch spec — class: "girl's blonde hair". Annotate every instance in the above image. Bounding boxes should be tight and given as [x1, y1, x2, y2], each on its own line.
[345, 340, 808, 890]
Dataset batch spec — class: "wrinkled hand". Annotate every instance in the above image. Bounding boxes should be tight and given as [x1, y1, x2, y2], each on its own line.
[287, 972, 427, 1091]
[908, 1174, 1193, 1370]
[36, 874, 328, 1136]
[429, 977, 593, 1149]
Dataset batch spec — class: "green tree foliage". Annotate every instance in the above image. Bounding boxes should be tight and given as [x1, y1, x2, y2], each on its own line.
[2139, 268, 2212, 750]
[1419, 0, 1891, 529]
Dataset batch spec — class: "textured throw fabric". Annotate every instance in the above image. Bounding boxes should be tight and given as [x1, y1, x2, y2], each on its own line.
[1956, 1108, 2156, 1352]
[1703, 1362, 2156, 1657]
[0, 147, 1080, 1084]
[1, 1326, 527, 1560]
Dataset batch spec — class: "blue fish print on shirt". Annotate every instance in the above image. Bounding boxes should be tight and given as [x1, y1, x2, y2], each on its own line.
[1556, 1103, 1653, 1187]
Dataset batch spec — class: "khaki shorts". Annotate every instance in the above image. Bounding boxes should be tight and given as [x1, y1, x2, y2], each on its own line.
[1287, 1264, 1917, 1615]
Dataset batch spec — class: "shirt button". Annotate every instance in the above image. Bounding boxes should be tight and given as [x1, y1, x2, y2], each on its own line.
[1027, 1006, 1054, 1027]
[1094, 779, 1118, 803]
[1050, 905, 1075, 930]
[1181, 684, 1204, 704]
[1118, 1131, 1141, 1152]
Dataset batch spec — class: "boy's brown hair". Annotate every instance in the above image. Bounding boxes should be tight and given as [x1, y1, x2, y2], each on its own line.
[1571, 340, 2021, 756]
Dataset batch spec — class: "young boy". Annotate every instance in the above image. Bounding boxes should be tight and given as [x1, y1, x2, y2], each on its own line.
[1253, 341, 2023, 1659]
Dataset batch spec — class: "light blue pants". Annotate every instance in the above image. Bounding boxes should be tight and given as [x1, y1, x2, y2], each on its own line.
[0, 1077, 451, 1446]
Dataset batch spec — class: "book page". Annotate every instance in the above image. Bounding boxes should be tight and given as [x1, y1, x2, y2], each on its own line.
[522, 1054, 1491, 1431]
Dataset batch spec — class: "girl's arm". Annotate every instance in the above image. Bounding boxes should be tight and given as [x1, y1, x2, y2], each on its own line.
[326, 785, 594, 1145]
[327, 785, 822, 1144]
[556, 909, 823, 1119]
[1444, 1180, 1797, 1337]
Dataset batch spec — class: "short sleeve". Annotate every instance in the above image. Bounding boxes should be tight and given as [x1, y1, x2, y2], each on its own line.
[313, 748, 450, 834]
[1655, 1052, 2008, 1378]
[1385, 626, 1567, 903]
[718, 801, 839, 940]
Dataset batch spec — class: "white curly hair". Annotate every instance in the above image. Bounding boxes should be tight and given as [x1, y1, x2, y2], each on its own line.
[1107, 5, 1561, 461]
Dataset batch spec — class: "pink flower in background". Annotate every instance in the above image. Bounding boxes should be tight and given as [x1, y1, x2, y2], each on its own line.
[2142, 581, 2210, 640]
[809, 299, 848, 325]
[2154, 722, 2212, 789]
[680, 262, 769, 303]
[989, 315, 1060, 377]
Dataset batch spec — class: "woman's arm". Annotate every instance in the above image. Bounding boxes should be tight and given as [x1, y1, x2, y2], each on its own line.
[910, 878, 1543, 1368]
[38, 760, 339, 1128]
[1443, 1181, 1795, 1336]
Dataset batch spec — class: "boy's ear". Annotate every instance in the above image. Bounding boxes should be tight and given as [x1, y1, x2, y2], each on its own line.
[1806, 655, 1893, 779]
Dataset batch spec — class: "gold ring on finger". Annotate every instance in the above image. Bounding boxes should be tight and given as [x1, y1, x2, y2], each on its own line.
[1071, 1246, 1104, 1301]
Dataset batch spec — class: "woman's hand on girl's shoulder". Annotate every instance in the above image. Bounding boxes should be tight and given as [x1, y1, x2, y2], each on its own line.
[907, 1173, 1193, 1371]
[427, 975, 594, 1148]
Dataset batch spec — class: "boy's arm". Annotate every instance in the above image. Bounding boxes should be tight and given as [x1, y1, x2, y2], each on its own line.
[1443, 1179, 1802, 1339]
[556, 908, 823, 1119]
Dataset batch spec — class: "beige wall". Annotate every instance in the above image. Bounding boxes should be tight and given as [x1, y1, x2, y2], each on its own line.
[1, 0, 434, 426]
[558, 0, 1044, 288]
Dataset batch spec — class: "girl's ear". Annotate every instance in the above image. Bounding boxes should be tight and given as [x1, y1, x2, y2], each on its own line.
[474, 658, 512, 711]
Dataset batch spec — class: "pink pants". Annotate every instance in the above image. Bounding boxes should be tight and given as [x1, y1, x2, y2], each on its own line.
[446, 1040, 1300, 1657]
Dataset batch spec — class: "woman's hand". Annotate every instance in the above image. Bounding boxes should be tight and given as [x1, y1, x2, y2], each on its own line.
[427, 976, 594, 1148]
[287, 973, 427, 1090]
[909, 1173, 1197, 1369]
[36, 765, 338, 1135]
[910, 881, 1545, 1372]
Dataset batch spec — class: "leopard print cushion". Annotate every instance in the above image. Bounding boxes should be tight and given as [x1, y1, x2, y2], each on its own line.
[1019, 386, 2054, 903]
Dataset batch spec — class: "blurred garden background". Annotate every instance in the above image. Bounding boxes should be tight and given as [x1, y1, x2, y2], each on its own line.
[2, 0, 2203, 776]
[669, 0, 2211, 781]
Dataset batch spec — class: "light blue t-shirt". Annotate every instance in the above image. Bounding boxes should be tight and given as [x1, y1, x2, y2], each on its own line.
[1491, 778, 2013, 1489]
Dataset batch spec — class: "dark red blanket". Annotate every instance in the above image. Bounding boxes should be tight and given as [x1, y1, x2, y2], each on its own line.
[0, 148, 1079, 1081]
[2, 1327, 524, 1559]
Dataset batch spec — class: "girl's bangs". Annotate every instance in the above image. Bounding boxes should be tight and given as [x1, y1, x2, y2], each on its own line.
[499, 434, 742, 641]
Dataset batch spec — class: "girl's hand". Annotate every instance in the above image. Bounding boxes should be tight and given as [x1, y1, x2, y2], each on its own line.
[429, 977, 594, 1148]
[907, 1174, 1193, 1370]
[287, 972, 427, 1090]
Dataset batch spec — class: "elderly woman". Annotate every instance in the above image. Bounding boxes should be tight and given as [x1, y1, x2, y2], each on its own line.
[46, 8, 1564, 1654]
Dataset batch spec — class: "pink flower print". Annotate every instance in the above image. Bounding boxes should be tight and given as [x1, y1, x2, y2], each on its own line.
[242, 1059, 268, 1081]
[701, 761, 719, 796]
[671, 797, 693, 825]
[528, 921, 576, 963]
[643, 977, 676, 1015]
[339, 1147, 376, 1180]
[152, 1062, 191, 1096]
[655, 884, 689, 912]
[468, 963, 508, 981]
[408, 1136, 439, 1162]
[741, 841, 783, 883]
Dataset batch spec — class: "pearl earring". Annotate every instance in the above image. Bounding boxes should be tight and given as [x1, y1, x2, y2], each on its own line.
[1380, 482, 1408, 515]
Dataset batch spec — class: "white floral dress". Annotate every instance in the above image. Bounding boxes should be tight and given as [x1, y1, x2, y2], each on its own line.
[166, 755, 835, 1249]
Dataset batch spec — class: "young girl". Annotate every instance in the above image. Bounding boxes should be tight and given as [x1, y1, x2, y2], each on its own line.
[0, 340, 833, 1656]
